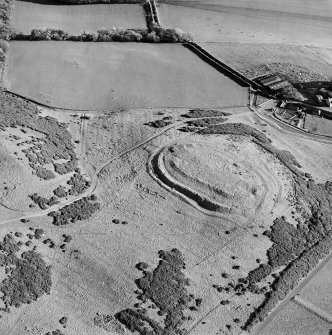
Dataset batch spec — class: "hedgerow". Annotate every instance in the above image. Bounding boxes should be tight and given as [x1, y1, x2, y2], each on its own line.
[11, 26, 193, 43]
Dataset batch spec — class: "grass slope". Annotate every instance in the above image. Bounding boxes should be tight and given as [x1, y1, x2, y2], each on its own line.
[158, 1, 332, 47]
[7, 42, 248, 109]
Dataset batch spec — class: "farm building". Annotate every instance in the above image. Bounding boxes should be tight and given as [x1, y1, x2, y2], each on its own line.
[258, 74, 291, 92]
[326, 98, 332, 108]
[260, 75, 282, 86]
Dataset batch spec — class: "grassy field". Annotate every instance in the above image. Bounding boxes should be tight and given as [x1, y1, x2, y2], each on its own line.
[158, 1, 332, 47]
[304, 114, 332, 137]
[298, 257, 332, 319]
[199, 42, 332, 81]
[259, 300, 332, 335]
[12, 1, 146, 34]
[7, 42, 249, 110]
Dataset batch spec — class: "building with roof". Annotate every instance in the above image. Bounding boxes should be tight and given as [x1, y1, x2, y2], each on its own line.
[258, 73, 291, 92]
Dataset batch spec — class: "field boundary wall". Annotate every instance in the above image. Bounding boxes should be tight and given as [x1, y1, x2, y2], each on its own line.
[183, 42, 268, 92]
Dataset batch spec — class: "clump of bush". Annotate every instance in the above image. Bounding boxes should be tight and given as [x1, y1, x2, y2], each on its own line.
[48, 196, 100, 226]
[67, 172, 90, 195]
[34, 228, 45, 239]
[54, 158, 78, 175]
[30, 165, 56, 180]
[46, 330, 65, 335]
[0, 245, 52, 311]
[198, 123, 270, 144]
[0, 234, 20, 254]
[145, 116, 172, 128]
[116, 249, 195, 335]
[181, 109, 231, 118]
[53, 185, 67, 198]
[94, 313, 125, 334]
[0, 91, 78, 179]
[29, 194, 59, 210]
[184, 117, 227, 129]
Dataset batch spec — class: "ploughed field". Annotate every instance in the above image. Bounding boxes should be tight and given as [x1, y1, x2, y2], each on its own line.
[158, 0, 332, 47]
[12, 1, 146, 34]
[7, 42, 249, 110]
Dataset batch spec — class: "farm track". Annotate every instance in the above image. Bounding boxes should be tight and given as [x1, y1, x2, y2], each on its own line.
[0, 112, 248, 227]
[251, 103, 332, 145]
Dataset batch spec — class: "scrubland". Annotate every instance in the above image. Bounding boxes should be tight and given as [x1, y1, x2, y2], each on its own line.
[1, 0, 332, 334]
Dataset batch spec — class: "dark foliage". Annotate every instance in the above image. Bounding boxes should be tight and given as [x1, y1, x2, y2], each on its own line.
[54, 159, 78, 175]
[63, 234, 72, 243]
[0, 234, 20, 254]
[48, 196, 100, 226]
[198, 123, 270, 144]
[30, 165, 55, 180]
[59, 316, 68, 325]
[34, 228, 45, 239]
[12, 26, 193, 43]
[0, 247, 51, 310]
[53, 185, 67, 198]
[66, 172, 90, 195]
[193, 121, 332, 330]
[136, 262, 149, 271]
[29, 194, 59, 210]
[145, 117, 172, 128]
[181, 109, 231, 118]
[184, 117, 227, 129]
[0, 0, 13, 41]
[116, 249, 195, 335]
[0, 92, 78, 178]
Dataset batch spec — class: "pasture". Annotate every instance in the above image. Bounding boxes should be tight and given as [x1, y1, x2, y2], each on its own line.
[158, 1, 332, 47]
[199, 42, 332, 81]
[7, 42, 249, 110]
[12, 1, 147, 34]
[304, 114, 332, 137]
